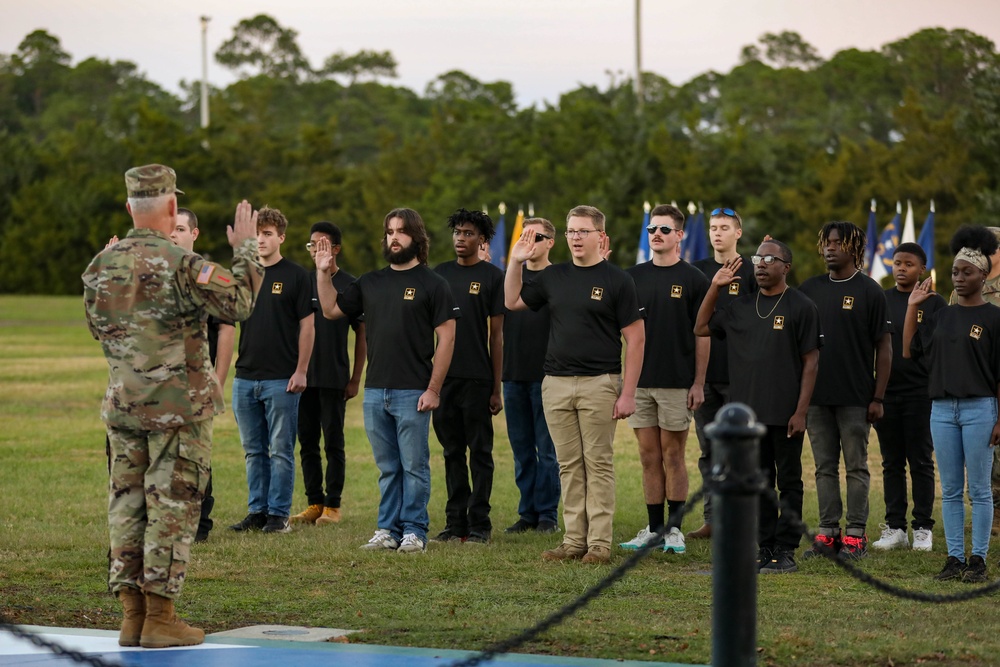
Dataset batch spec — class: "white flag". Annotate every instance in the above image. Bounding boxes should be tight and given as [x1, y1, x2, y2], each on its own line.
[902, 200, 916, 244]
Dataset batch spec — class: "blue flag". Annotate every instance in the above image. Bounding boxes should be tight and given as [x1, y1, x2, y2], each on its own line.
[865, 201, 877, 273]
[917, 203, 935, 272]
[681, 211, 709, 263]
[636, 204, 651, 264]
[870, 208, 902, 282]
[489, 209, 506, 270]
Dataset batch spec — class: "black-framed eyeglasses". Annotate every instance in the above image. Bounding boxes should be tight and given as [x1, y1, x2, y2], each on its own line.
[751, 254, 789, 266]
[646, 225, 678, 235]
[711, 208, 739, 218]
[534, 233, 552, 242]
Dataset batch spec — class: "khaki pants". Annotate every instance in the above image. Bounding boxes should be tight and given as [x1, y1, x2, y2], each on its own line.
[541, 374, 620, 550]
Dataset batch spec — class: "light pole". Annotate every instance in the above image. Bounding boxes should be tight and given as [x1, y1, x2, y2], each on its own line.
[200, 16, 210, 132]
[635, 0, 643, 109]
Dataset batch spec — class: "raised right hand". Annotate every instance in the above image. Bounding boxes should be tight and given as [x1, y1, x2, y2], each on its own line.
[712, 257, 742, 287]
[509, 227, 537, 263]
[227, 200, 258, 248]
[907, 277, 935, 306]
[314, 236, 334, 273]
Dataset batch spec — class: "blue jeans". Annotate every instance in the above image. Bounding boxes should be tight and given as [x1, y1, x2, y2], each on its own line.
[504, 381, 560, 524]
[931, 397, 996, 560]
[232, 378, 300, 518]
[363, 388, 431, 541]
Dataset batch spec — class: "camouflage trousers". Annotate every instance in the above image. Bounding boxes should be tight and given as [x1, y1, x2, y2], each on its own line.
[107, 419, 212, 599]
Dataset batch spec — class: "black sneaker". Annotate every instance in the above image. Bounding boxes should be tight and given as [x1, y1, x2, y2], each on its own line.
[194, 530, 210, 543]
[504, 519, 537, 534]
[801, 533, 840, 560]
[756, 546, 773, 571]
[962, 555, 987, 583]
[229, 512, 267, 532]
[837, 534, 868, 561]
[537, 520, 560, 534]
[760, 550, 798, 574]
[431, 527, 467, 542]
[466, 530, 492, 544]
[934, 555, 967, 581]
[262, 515, 291, 534]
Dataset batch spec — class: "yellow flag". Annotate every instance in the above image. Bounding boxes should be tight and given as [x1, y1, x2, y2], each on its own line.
[506, 207, 525, 267]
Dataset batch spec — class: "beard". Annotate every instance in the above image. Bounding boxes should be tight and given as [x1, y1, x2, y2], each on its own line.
[383, 241, 420, 265]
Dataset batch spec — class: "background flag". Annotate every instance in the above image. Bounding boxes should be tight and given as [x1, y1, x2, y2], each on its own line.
[917, 199, 936, 273]
[489, 202, 506, 269]
[636, 201, 651, 264]
[902, 199, 916, 243]
[870, 201, 902, 282]
[865, 199, 877, 273]
[506, 206, 524, 267]
[681, 205, 708, 263]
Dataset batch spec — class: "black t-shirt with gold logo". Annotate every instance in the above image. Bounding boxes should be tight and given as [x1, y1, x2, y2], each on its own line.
[694, 256, 757, 385]
[337, 264, 458, 390]
[911, 302, 1000, 399]
[434, 260, 504, 381]
[883, 287, 946, 399]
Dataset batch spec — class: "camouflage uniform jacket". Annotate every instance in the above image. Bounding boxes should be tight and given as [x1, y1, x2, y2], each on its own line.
[83, 229, 263, 430]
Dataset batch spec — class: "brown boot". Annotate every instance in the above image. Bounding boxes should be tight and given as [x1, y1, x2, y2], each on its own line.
[315, 507, 342, 525]
[117, 587, 145, 647]
[140, 593, 205, 648]
[686, 523, 712, 540]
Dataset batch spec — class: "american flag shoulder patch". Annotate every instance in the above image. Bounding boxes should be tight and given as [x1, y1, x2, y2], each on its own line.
[196, 264, 216, 285]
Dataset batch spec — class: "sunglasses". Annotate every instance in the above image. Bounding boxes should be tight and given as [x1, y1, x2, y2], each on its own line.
[711, 208, 739, 218]
[534, 233, 552, 242]
[751, 254, 790, 266]
[646, 225, 678, 235]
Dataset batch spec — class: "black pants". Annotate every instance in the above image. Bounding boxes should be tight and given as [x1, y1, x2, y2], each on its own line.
[872, 396, 935, 530]
[432, 378, 495, 534]
[693, 383, 730, 522]
[297, 387, 347, 508]
[759, 426, 804, 551]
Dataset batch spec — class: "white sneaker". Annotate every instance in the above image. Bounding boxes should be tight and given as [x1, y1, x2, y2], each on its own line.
[360, 529, 399, 551]
[619, 526, 664, 550]
[397, 533, 426, 554]
[912, 528, 933, 551]
[662, 527, 686, 554]
[871, 524, 909, 550]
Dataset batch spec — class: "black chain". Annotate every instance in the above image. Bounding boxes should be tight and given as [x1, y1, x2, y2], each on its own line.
[0, 620, 130, 667]
[446, 488, 706, 667]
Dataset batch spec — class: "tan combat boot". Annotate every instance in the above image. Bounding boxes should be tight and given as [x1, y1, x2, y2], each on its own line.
[139, 593, 205, 648]
[117, 586, 145, 647]
[290, 504, 324, 524]
[315, 507, 342, 525]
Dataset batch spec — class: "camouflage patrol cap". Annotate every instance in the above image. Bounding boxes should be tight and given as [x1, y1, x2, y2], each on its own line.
[124, 164, 185, 198]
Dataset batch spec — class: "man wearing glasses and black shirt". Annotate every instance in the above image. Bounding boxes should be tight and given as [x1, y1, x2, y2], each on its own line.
[505, 205, 644, 564]
[432, 209, 505, 545]
[619, 204, 709, 555]
[695, 240, 821, 573]
[689, 207, 756, 541]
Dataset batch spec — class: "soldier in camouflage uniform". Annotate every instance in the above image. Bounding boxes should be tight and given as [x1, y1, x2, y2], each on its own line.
[83, 164, 263, 648]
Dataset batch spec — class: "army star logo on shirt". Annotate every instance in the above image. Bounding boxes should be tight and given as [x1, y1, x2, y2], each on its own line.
[404, 287, 416, 301]
[773, 315, 785, 330]
[971, 325, 984, 340]
[271, 282, 283, 295]
[591, 287, 604, 301]
[917, 310, 924, 323]
[671, 285, 683, 299]
[469, 282, 481, 295]
[842, 296, 855, 310]
[728, 282, 740, 295]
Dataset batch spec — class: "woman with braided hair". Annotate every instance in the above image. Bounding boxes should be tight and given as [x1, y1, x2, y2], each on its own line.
[904, 225, 1000, 583]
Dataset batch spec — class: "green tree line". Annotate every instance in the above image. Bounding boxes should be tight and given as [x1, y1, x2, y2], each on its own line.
[1, 17, 998, 293]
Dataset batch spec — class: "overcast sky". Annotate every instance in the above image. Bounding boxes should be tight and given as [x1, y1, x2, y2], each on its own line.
[4, 1, 1000, 106]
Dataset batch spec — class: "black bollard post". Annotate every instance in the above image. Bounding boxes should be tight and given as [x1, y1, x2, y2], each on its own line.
[704, 403, 765, 667]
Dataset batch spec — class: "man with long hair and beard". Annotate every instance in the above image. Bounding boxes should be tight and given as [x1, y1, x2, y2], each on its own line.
[315, 208, 458, 553]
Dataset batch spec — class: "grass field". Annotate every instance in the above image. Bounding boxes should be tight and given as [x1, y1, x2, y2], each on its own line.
[2, 294, 999, 666]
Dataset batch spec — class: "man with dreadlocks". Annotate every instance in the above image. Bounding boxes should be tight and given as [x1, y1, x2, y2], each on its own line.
[432, 208, 505, 544]
[800, 221, 893, 561]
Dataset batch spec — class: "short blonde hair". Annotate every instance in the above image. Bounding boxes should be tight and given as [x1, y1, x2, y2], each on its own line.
[523, 217, 556, 237]
[566, 205, 605, 231]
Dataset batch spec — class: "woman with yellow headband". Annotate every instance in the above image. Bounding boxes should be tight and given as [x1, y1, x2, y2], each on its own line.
[903, 225, 1000, 584]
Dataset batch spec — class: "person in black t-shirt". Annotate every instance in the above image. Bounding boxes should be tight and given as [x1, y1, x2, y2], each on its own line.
[620, 204, 709, 555]
[506, 205, 645, 565]
[502, 218, 560, 535]
[432, 208, 505, 544]
[316, 208, 458, 554]
[871, 243, 945, 553]
[904, 226, 1000, 583]
[230, 207, 315, 535]
[799, 222, 892, 561]
[690, 207, 756, 541]
[290, 222, 366, 528]
[696, 239, 821, 574]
